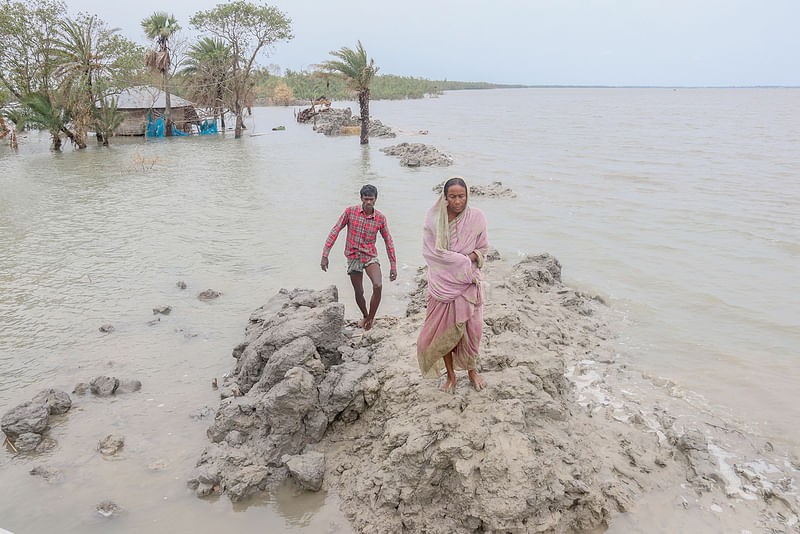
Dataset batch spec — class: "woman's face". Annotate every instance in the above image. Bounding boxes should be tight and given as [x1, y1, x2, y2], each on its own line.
[445, 184, 467, 214]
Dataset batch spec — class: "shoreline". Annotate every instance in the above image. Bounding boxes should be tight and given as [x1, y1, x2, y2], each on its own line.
[189, 254, 799, 533]
[2, 89, 799, 532]
[1, 252, 797, 532]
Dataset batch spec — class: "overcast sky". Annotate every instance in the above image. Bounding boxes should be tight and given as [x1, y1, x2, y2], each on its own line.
[66, 0, 799, 86]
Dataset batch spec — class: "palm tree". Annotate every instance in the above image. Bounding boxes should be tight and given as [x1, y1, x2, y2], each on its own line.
[93, 97, 126, 146]
[321, 41, 378, 145]
[141, 12, 180, 137]
[181, 37, 231, 130]
[20, 91, 75, 150]
[52, 15, 110, 148]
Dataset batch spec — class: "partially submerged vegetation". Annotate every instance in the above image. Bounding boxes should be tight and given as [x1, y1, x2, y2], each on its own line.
[189, 1, 293, 139]
[0, 0, 293, 146]
[0, 0, 525, 151]
[0, 0, 144, 149]
[319, 40, 378, 145]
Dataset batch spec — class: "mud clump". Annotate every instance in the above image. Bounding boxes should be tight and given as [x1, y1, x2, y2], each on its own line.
[1, 389, 72, 453]
[433, 180, 517, 198]
[296, 106, 395, 138]
[380, 142, 453, 167]
[188, 285, 376, 501]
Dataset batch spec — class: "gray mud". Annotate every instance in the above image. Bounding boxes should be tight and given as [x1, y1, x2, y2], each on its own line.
[190, 254, 800, 533]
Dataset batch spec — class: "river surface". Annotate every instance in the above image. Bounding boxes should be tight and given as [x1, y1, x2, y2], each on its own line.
[1, 88, 798, 533]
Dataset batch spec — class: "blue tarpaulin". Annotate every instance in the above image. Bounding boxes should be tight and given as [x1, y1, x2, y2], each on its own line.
[200, 120, 218, 135]
[146, 111, 164, 137]
[146, 111, 218, 137]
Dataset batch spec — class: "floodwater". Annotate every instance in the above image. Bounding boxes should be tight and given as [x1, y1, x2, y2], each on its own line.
[1, 88, 798, 533]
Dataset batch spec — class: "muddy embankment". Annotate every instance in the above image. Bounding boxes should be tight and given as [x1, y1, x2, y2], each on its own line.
[188, 254, 800, 533]
[296, 106, 395, 138]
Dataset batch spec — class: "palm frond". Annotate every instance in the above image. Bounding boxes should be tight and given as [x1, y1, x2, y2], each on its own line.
[320, 40, 379, 91]
[20, 92, 71, 134]
[94, 96, 126, 137]
[141, 12, 180, 43]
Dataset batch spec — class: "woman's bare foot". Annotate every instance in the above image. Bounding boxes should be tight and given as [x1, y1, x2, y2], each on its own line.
[468, 370, 486, 391]
[363, 317, 373, 331]
[440, 374, 456, 394]
[357, 317, 368, 329]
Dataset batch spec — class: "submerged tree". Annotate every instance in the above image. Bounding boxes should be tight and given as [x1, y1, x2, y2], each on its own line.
[93, 96, 125, 146]
[20, 91, 74, 149]
[190, 1, 292, 139]
[141, 12, 180, 137]
[51, 15, 106, 148]
[2, 0, 143, 149]
[181, 37, 232, 129]
[52, 14, 143, 148]
[321, 41, 378, 145]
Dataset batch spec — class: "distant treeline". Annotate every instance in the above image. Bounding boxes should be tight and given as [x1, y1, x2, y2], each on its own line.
[437, 81, 529, 90]
[250, 70, 440, 101]
[245, 69, 527, 103]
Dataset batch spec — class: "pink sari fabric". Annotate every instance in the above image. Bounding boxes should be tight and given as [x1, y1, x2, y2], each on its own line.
[417, 202, 489, 379]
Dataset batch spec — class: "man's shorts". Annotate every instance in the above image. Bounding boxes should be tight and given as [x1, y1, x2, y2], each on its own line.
[347, 257, 379, 275]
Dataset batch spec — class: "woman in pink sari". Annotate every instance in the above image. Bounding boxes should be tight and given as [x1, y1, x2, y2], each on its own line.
[417, 177, 489, 393]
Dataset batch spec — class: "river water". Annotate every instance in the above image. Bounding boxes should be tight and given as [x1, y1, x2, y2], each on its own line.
[1, 88, 798, 532]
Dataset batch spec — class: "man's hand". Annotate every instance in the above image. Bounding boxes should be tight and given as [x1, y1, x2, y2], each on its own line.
[389, 268, 397, 281]
[320, 256, 329, 272]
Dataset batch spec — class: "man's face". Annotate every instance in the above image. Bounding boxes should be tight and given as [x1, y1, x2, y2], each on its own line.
[361, 194, 376, 211]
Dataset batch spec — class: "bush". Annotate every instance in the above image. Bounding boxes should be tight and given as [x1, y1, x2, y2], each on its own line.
[273, 82, 293, 105]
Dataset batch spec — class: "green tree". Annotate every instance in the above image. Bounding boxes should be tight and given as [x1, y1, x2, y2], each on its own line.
[321, 41, 378, 145]
[1, 0, 143, 149]
[51, 15, 103, 148]
[20, 91, 74, 149]
[0, 0, 65, 99]
[53, 14, 144, 147]
[141, 12, 180, 136]
[190, 1, 292, 138]
[181, 37, 231, 129]
[93, 96, 125, 146]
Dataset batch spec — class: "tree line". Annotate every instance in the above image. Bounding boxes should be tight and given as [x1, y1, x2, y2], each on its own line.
[0, 0, 144, 149]
[0, 0, 512, 150]
[248, 70, 443, 103]
[0, 0, 294, 145]
[248, 74, 526, 102]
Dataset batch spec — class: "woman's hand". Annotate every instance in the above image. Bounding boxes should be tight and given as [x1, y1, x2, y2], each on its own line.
[467, 251, 479, 264]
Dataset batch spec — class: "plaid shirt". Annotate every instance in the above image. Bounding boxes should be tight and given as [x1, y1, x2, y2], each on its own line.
[323, 205, 397, 269]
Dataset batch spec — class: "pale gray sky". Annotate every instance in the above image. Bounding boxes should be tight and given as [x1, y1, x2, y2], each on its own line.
[67, 0, 799, 86]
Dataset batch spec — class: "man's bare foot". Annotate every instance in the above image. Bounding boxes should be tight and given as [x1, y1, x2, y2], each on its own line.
[468, 370, 486, 391]
[440, 374, 456, 394]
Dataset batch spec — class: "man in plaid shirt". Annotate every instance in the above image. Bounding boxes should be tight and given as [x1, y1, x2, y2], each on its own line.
[321, 184, 397, 331]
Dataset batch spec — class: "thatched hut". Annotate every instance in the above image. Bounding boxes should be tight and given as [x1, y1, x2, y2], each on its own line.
[114, 86, 200, 136]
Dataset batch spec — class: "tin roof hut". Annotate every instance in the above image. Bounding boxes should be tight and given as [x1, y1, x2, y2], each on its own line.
[113, 86, 200, 136]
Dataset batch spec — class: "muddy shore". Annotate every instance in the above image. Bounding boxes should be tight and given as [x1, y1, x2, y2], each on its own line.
[189, 254, 800, 533]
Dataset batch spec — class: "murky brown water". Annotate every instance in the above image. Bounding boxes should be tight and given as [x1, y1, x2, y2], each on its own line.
[1, 88, 798, 533]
